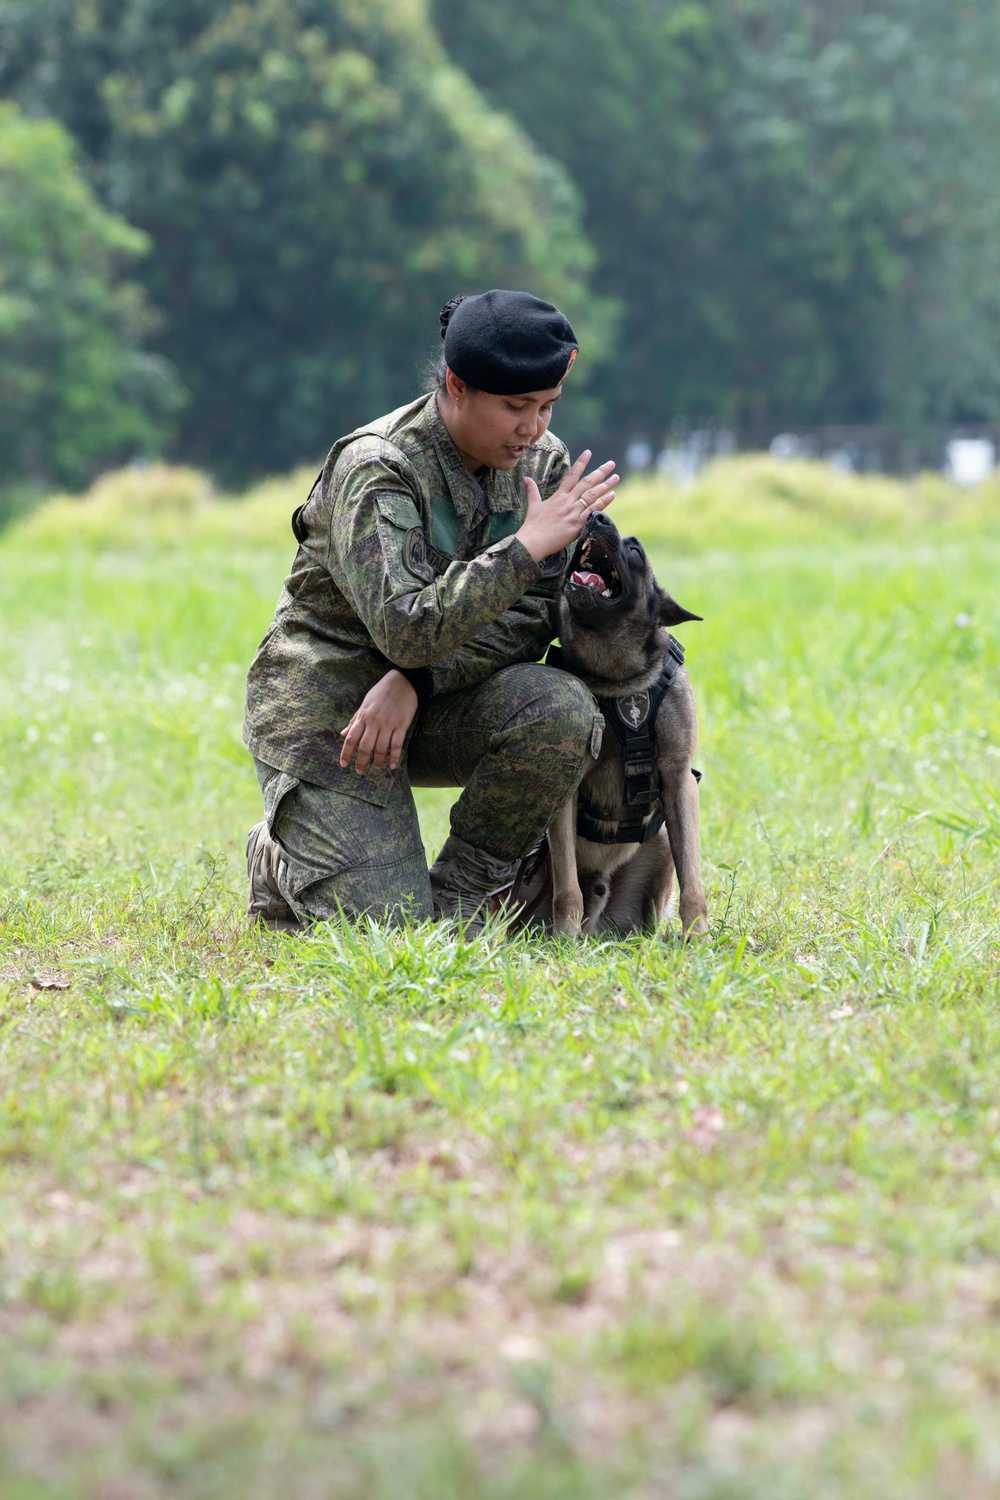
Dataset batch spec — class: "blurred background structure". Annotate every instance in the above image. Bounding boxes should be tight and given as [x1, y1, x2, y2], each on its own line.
[3, 0, 1000, 497]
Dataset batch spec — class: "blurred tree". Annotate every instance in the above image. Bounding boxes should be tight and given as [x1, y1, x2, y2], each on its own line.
[0, 0, 607, 482]
[0, 101, 178, 491]
[432, 0, 1000, 439]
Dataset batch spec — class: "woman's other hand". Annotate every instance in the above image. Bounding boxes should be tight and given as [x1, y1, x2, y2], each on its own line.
[515, 450, 619, 563]
[339, 668, 418, 775]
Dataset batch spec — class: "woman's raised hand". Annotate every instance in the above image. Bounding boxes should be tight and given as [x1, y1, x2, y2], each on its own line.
[515, 450, 618, 563]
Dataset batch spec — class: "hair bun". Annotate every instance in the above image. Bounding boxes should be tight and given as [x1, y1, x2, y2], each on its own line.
[439, 295, 468, 339]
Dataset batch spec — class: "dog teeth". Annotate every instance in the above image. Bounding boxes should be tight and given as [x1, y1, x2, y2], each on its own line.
[601, 589, 611, 597]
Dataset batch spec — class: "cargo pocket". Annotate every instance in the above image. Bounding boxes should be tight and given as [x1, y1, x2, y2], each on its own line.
[260, 767, 300, 835]
[258, 765, 361, 897]
[323, 757, 399, 810]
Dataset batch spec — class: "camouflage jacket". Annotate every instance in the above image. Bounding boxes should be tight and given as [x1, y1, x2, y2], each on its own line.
[243, 392, 570, 792]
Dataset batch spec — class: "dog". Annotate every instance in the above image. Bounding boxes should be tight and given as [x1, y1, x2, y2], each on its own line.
[513, 510, 709, 939]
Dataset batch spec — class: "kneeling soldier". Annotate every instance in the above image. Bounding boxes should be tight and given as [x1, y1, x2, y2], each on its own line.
[243, 290, 618, 929]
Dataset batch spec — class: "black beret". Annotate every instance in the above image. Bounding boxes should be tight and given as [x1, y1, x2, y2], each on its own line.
[441, 289, 578, 395]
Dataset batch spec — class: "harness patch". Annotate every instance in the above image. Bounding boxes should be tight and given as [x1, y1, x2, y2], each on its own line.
[616, 690, 650, 731]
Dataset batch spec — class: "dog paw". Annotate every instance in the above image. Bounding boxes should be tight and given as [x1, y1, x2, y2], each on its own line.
[681, 913, 709, 941]
[552, 899, 584, 937]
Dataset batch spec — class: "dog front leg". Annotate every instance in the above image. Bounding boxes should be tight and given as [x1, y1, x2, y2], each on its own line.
[663, 768, 709, 939]
[549, 795, 584, 937]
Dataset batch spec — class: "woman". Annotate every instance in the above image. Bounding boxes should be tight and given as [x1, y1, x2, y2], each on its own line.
[243, 289, 618, 929]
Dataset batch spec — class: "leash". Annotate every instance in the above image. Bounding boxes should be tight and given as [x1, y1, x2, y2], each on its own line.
[504, 837, 552, 929]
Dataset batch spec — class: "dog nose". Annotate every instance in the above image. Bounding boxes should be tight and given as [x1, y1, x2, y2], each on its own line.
[590, 510, 612, 529]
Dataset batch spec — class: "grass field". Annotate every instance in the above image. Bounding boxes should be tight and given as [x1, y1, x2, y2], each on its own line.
[1, 458, 1000, 1498]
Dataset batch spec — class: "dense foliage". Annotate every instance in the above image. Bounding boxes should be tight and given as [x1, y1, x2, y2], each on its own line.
[434, 0, 1000, 441]
[0, 102, 177, 490]
[0, 0, 601, 481]
[3, 0, 1000, 481]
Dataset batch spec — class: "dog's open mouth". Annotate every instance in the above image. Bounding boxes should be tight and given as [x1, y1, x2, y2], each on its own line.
[568, 532, 622, 600]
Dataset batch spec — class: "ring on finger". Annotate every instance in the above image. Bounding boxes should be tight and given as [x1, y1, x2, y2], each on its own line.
[576, 497, 589, 508]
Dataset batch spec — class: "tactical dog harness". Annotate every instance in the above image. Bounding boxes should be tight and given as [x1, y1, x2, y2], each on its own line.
[547, 637, 700, 845]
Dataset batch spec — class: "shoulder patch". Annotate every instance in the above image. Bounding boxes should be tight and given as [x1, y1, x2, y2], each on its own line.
[403, 527, 437, 584]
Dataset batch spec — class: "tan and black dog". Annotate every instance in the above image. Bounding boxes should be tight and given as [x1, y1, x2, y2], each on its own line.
[514, 511, 708, 939]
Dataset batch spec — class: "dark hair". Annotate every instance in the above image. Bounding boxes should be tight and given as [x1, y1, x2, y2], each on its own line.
[439, 295, 467, 338]
[422, 295, 481, 399]
[425, 295, 476, 399]
[419, 349, 456, 398]
[430, 352, 483, 401]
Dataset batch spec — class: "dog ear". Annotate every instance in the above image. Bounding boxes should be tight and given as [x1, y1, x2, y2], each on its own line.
[659, 589, 702, 625]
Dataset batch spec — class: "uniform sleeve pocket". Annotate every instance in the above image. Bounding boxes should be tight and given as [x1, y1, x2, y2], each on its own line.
[374, 492, 437, 586]
[374, 492, 423, 530]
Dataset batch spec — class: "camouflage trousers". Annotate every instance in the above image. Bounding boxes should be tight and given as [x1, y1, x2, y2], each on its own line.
[254, 663, 603, 923]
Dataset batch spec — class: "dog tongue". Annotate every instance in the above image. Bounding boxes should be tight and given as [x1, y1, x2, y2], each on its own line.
[572, 570, 606, 590]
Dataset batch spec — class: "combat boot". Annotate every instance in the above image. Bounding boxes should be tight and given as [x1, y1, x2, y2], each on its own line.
[428, 833, 517, 932]
[246, 821, 302, 933]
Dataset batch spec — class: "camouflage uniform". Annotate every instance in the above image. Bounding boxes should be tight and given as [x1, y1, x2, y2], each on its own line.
[243, 392, 603, 921]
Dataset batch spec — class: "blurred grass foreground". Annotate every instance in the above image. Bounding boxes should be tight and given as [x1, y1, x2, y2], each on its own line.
[2, 458, 1000, 1498]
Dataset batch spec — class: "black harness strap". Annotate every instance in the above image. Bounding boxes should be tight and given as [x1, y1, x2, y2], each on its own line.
[547, 638, 700, 846]
[576, 802, 665, 845]
[600, 636, 685, 801]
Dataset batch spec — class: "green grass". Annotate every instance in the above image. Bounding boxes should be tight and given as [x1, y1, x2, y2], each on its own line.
[1, 461, 1000, 1498]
